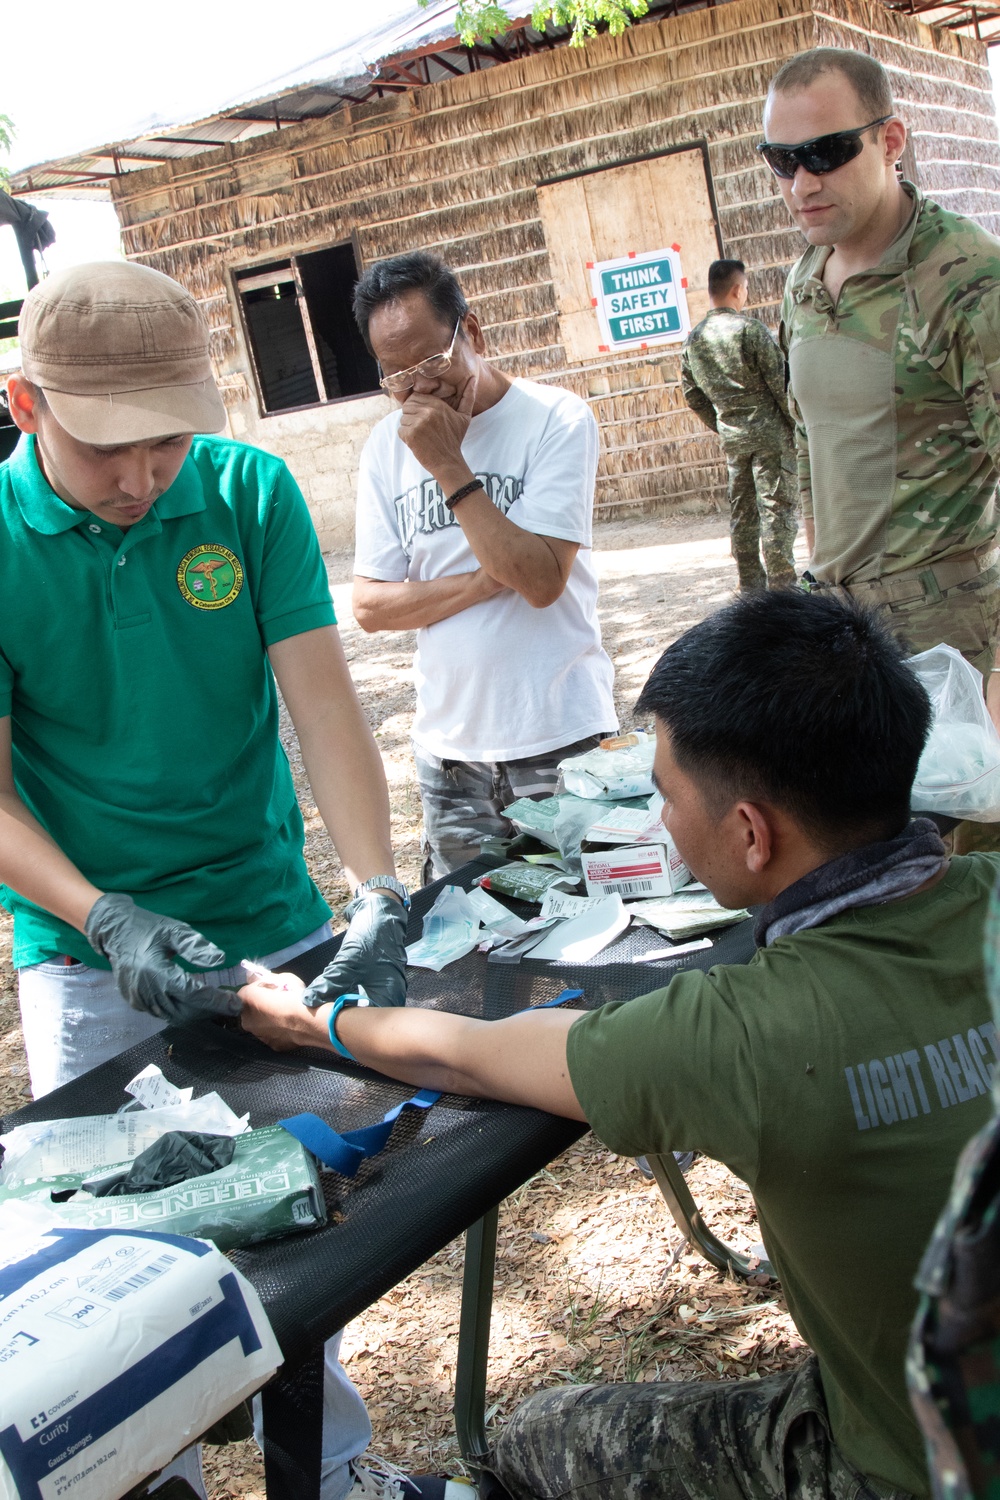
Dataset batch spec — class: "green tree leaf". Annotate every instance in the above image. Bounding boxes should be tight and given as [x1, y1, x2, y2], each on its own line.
[418, 0, 647, 47]
[0, 114, 14, 193]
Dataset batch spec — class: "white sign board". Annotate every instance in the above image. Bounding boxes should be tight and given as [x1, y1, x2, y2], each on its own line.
[589, 247, 691, 351]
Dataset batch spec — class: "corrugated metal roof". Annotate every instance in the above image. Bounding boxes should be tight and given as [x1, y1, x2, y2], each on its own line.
[8, 0, 534, 199]
[10, 0, 999, 199]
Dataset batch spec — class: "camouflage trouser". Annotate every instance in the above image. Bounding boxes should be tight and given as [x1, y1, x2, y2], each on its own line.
[493, 1357, 912, 1500]
[726, 447, 799, 593]
[877, 567, 1000, 684]
[812, 558, 1000, 854]
[413, 732, 611, 883]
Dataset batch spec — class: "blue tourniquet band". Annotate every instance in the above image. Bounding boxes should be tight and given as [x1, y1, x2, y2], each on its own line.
[279, 1090, 441, 1178]
[327, 993, 362, 1061]
[279, 986, 585, 1178]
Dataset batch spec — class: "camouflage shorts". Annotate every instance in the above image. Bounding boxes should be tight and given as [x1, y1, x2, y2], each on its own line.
[413, 733, 611, 883]
[493, 1357, 912, 1500]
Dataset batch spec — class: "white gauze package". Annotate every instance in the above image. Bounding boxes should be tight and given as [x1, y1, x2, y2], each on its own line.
[0, 1203, 280, 1500]
[558, 733, 656, 801]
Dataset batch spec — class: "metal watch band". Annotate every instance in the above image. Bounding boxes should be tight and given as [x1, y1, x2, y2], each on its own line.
[353, 874, 411, 909]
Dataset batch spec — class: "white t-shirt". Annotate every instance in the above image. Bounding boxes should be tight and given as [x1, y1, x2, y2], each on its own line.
[354, 378, 617, 762]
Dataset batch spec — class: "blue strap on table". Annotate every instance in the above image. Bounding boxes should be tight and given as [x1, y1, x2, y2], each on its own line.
[278, 988, 584, 1178]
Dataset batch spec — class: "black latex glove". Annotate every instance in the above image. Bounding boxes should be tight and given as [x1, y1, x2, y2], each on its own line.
[85, 892, 238, 1023]
[303, 891, 408, 1009]
[86, 1132, 236, 1197]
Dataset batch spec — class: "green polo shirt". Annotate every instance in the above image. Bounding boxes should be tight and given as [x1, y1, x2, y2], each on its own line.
[0, 433, 336, 969]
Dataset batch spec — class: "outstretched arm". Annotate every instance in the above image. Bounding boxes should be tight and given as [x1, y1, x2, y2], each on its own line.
[239, 978, 587, 1120]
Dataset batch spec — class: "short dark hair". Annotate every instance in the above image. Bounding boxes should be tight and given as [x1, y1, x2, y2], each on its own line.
[768, 47, 894, 122]
[635, 590, 931, 849]
[353, 251, 469, 352]
[708, 259, 746, 298]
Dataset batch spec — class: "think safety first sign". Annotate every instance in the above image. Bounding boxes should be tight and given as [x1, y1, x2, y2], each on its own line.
[589, 247, 690, 351]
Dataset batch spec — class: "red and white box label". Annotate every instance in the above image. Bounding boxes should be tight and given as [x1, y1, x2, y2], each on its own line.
[581, 840, 689, 899]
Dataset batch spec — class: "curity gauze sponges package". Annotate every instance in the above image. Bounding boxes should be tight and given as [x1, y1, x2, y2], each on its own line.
[0, 1204, 281, 1500]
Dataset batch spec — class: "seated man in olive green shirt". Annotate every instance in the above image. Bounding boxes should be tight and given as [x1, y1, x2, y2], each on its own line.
[240, 589, 999, 1500]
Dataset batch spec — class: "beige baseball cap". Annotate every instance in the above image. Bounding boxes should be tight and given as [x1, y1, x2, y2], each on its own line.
[18, 260, 227, 444]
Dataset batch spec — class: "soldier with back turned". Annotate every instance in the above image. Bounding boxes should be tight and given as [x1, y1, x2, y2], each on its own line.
[681, 257, 798, 591]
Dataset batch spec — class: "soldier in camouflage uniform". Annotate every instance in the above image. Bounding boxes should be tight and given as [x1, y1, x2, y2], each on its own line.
[908, 884, 1000, 1500]
[768, 49, 1000, 699]
[682, 258, 798, 591]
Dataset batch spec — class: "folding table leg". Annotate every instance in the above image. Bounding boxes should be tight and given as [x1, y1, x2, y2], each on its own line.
[261, 1348, 325, 1499]
[646, 1153, 776, 1280]
[454, 1205, 500, 1467]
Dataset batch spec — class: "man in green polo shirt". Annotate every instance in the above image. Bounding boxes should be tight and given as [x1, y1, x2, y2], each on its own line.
[241, 589, 1000, 1500]
[0, 260, 432, 1500]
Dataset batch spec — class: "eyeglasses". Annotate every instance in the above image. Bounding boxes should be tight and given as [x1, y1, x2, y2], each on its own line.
[756, 117, 892, 180]
[378, 320, 462, 393]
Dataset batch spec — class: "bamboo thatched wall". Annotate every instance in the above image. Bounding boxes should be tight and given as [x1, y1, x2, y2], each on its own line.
[113, 0, 1000, 547]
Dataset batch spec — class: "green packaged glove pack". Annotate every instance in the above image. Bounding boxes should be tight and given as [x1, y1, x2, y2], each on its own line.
[0, 1124, 325, 1251]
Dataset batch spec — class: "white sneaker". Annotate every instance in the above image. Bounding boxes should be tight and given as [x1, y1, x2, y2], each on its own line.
[347, 1459, 476, 1500]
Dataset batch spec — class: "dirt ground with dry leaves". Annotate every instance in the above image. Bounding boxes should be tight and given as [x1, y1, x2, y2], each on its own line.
[0, 515, 809, 1499]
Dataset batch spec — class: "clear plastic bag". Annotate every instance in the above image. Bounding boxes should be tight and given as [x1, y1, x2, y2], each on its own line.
[0, 1090, 248, 1188]
[909, 644, 1000, 822]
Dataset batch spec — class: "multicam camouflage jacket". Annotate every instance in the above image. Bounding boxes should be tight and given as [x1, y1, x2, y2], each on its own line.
[909, 881, 1000, 1500]
[681, 308, 794, 457]
[780, 186, 1000, 585]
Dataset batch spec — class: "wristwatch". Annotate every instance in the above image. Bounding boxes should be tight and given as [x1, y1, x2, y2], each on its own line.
[353, 874, 411, 909]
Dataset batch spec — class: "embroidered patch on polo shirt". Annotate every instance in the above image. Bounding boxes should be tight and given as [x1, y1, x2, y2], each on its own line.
[177, 543, 244, 610]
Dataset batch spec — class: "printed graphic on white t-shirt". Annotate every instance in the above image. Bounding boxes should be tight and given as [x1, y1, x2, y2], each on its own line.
[355, 379, 617, 762]
[394, 472, 523, 550]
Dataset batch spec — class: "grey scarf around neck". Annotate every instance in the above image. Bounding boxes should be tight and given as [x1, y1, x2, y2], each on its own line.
[754, 817, 948, 949]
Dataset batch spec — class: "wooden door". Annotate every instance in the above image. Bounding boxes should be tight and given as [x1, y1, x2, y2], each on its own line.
[537, 148, 721, 364]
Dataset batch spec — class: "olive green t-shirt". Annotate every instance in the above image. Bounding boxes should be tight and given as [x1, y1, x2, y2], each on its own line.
[567, 854, 1000, 1496]
[0, 433, 335, 968]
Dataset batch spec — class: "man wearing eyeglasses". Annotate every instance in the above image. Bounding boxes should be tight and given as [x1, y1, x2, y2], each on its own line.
[352, 252, 617, 881]
[765, 47, 1000, 726]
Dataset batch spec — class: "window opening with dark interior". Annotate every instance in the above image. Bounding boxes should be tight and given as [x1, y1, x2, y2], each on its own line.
[236, 243, 379, 415]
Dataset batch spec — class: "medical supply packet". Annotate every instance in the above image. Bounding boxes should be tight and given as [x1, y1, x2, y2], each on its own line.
[0, 1203, 281, 1500]
[0, 1125, 325, 1252]
[0, 1091, 248, 1190]
[503, 794, 638, 856]
[584, 792, 666, 846]
[405, 885, 482, 971]
[581, 838, 689, 899]
[626, 888, 749, 939]
[475, 863, 579, 903]
[526, 895, 630, 963]
[559, 733, 655, 800]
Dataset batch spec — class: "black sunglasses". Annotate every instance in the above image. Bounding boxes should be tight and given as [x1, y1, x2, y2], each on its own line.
[756, 116, 892, 179]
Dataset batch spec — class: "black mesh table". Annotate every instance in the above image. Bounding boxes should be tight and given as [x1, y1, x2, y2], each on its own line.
[1, 856, 756, 1499]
